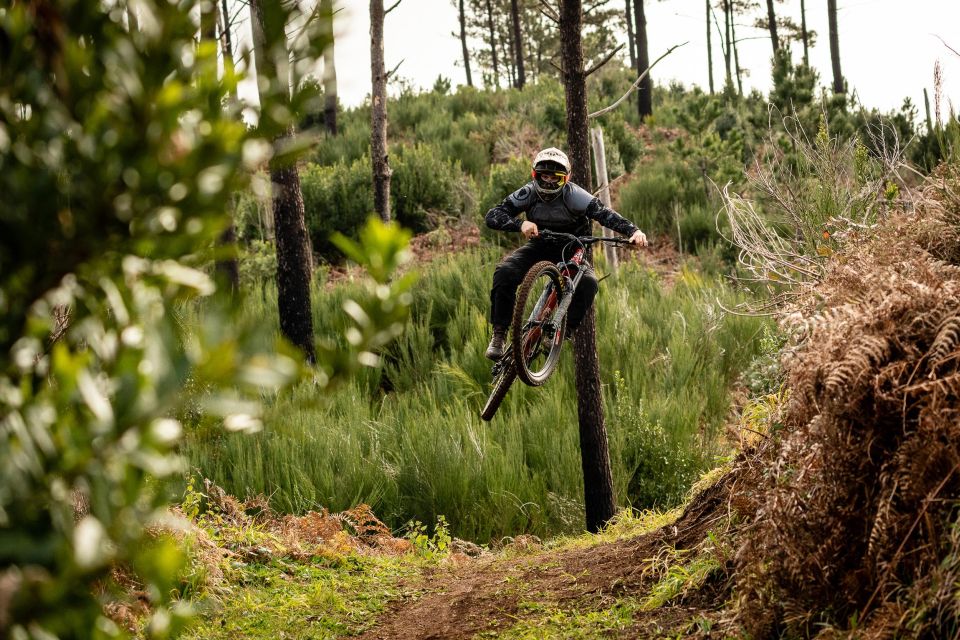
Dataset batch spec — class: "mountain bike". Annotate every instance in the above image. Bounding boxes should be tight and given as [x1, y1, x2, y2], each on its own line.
[480, 230, 633, 421]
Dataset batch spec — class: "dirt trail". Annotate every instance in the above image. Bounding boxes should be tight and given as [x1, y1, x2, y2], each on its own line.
[357, 474, 734, 640]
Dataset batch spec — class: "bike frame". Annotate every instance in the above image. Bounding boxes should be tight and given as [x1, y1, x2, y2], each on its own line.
[529, 230, 621, 342]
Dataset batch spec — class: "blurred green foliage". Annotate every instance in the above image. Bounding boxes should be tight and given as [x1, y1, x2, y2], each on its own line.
[0, 1, 413, 637]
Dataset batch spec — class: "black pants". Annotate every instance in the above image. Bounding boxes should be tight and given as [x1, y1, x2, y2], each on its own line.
[490, 240, 598, 332]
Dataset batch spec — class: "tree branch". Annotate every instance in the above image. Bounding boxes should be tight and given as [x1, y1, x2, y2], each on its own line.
[934, 34, 960, 59]
[385, 0, 402, 15]
[386, 59, 404, 79]
[585, 43, 624, 77]
[588, 42, 687, 119]
[539, 0, 559, 24]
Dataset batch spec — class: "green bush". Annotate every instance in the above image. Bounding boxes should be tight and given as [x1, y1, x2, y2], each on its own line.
[610, 373, 698, 508]
[300, 159, 373, 259]
[392, 144, 465, 231]
[618, 158, 708, 238]
[302, 145, 466, 259]
[0, 0, 326, 635]
[310, 110, 372, 167]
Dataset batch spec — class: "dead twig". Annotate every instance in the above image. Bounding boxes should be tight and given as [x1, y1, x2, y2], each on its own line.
[588, 42, 687, 119]
[585, 43, 624, 77]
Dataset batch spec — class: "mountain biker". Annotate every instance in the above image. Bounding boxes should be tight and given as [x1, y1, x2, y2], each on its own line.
[484, 147, 648, 360]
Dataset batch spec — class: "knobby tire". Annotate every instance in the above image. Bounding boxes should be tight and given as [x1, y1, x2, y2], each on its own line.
[480, 361, 517, 421]
[512, 261, 566, 387]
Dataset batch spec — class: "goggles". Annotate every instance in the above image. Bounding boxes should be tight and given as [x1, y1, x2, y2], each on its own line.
[532, 169, 568, 183]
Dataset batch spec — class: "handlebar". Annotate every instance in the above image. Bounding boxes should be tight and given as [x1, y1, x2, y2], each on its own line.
[537, 229, 634, 246]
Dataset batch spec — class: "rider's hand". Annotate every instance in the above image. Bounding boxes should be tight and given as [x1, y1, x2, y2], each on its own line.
[521, 221, 539, 239]
[628, 229, 648, 248]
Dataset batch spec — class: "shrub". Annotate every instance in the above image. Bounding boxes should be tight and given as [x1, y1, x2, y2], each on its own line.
[611, 371, 699, 509]
[300, 159, 373, 259]
[310, 110, 372, 166]
[391, 144, 465, 232]
[618, 157, 708, 239]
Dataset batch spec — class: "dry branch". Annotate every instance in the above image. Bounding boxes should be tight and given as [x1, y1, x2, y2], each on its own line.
[588, 42, 687, 119]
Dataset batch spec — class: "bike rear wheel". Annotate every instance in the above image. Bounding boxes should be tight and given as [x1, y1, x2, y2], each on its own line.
[480, 359, 517, 421]
[512, 261, 567, 387]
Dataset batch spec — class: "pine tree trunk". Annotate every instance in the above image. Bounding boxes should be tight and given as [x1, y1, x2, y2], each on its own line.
[827, 0, 844, 94]
[633, 0, 651, 119]
[249, 0, 315, 362]
[271, 159, 316, 363]
[320, 0, 338, 136]
[459, 0, 473, 87]
[765, 0, 779, 55]
[201, 0, 240, 294]
[559, 0, 616, 534]
[370, 0, 392, 221]
[625, 0, 636, 72]
[722, 0, 733, 91]
[800, 0, 809, 65]
[705, 0, 714, 94]
[510, 0, 525, 89]
[219, 0, 233, 75]
[485, 0, 500, 88]
[731, 2, 743, 95]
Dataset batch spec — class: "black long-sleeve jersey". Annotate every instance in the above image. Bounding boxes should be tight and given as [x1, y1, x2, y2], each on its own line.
[485, 181, 639, 238]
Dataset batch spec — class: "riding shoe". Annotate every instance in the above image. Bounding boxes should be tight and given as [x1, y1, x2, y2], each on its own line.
[485, 326, 508, 360]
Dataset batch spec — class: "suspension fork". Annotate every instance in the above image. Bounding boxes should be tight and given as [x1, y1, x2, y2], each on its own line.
[548, 265, 582, 330]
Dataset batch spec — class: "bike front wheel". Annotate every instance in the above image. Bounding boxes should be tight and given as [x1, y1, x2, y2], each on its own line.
[512, 261, 567, 386]
[480, 360, 517, 421]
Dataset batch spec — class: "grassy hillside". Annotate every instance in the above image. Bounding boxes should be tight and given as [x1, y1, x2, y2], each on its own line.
[183, 246, 769, 542]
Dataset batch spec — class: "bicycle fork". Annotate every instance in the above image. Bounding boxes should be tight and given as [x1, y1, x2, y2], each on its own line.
[539, 265, 582, 340]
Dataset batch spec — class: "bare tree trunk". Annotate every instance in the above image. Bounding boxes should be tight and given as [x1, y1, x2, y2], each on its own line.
[510, 0, 525, 89]
[200, 0, 240, 294]
[591, 126, 618, 271]
[625, 0, 636, 71]
[459, 0, 473, 87]
[270, 159, 315, 361]
[219, 0, 234, 77]
[633, 0, 651, 118]
[485, 0, 500, 88]
[320, 0, 338, 135]
[705, 0, 714, 94]
[722, 0, 733, 91]
[827, 0, 844, 94]
[731, 2, 743, 95]
[800, 0, 809, 65]
[370, 0, 392, 221]
[765, 0, 779, 55]
[504, 30, 517, 88]
[126, 0, 138, 32]
[250, 0, 315, 362]
[560, 0, 616, 534]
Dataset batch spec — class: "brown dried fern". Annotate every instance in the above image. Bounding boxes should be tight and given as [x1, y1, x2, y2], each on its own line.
[824, 334, 891, 400]
[927, 314, 960, 372]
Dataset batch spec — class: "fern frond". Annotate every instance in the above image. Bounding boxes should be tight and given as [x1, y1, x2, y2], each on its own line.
[824, 334, 891, 399]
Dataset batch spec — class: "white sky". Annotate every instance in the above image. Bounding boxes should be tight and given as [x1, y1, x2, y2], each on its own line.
[327, 0, 960, 121]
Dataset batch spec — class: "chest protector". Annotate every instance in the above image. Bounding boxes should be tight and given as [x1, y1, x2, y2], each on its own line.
[506, 182, 595, 234]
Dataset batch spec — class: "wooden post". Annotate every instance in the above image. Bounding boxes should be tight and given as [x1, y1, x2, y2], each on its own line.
[590, 126, 618, 271]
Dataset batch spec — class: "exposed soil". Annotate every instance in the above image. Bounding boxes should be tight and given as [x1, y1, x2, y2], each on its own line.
[357, 472, 737, 640]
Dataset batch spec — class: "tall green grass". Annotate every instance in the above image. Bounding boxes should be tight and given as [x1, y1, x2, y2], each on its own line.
[183, 249, 768, 542]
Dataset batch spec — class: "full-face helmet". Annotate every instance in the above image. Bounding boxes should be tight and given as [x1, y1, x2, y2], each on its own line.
[531, 147, 571, 197]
